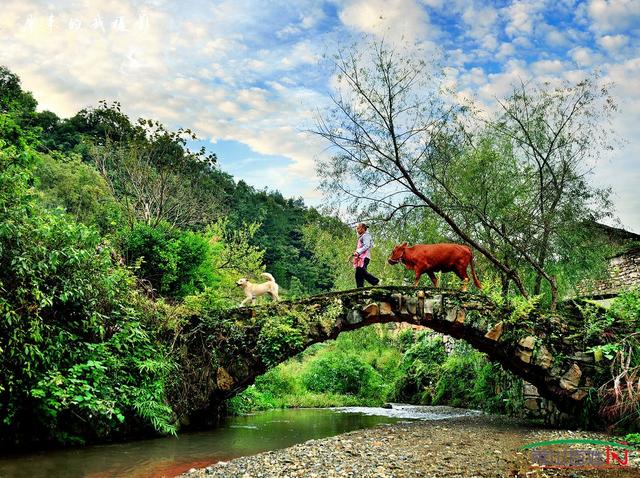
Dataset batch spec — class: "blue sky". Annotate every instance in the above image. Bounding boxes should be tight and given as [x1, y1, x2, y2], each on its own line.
[1, 0, 639, 231]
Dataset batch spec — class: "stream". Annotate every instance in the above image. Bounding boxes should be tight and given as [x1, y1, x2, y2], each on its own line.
[0, 405, 480, 478]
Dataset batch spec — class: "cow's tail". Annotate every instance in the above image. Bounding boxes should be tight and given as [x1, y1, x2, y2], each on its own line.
[469, 252, 482, 289]
[261, 272, 276, 282]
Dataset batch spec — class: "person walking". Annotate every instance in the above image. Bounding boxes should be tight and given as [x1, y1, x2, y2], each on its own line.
[353, 223, 380, 288]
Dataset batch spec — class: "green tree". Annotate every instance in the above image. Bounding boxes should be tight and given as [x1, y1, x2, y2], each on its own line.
[33, 153, 123, 233]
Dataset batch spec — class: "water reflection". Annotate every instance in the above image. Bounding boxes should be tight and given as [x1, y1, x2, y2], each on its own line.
[0, 409, 403, 478]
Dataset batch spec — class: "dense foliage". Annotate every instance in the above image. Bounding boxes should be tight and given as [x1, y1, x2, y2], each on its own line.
[0, 126, 176, 446]
[229, 326, 525, 417]
[576, 290, 640, 430]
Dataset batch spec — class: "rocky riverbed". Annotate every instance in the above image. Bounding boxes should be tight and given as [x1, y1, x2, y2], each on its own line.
[179, 413, 639, 478]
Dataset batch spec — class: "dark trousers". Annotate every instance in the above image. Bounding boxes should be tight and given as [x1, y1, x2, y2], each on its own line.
[355, 257, 379, 288]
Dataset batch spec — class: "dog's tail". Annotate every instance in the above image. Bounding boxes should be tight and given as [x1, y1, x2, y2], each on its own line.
[261, 272, 276, 282]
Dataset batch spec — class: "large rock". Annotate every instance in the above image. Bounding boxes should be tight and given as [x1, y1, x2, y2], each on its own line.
[523, 383, 539, 396]
[535, 345, 553, 369]
[524, 398, 540, 411]
[362, 303, 379, 319]
[346, 309, 363, 324]
[516, 348, 532, 363]
[516, 336, 537, 363]
[518, 336, 536, 349]
[379, 302, 393, 316]
[571, 390, 588, 401]
[484, 322, 503, 341]
[445, 307, 465, 324]
[559, 364, 582, 391]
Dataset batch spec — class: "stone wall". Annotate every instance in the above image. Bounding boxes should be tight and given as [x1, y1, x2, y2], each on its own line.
[581, 247, 640, 298]
[603, 247, 640, 294]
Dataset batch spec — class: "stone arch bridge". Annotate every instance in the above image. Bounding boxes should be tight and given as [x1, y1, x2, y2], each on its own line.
[176, 286, 609, 427]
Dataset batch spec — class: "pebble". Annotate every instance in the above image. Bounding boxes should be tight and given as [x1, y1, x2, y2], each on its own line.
[179, 414, 639, 477]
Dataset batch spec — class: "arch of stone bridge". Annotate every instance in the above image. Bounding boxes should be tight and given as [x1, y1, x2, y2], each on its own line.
[212, 286, 598, 421]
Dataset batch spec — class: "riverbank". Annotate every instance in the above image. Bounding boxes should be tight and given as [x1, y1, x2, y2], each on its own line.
[180, 413, 640, 477]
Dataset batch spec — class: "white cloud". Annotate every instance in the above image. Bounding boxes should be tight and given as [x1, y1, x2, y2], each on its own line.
[597, 33, 629, 51]
[543, 27, 570, 47]
[465, 67, 487, 85]
[277, 8, 325, 38]
[420, 0, 444, 8]
[532, 59, 566, 74]
[477, 59, 530, 103]
[461, 4, 499, 50]
[281, 41, 320, 69]
[504, 0, 546, 38]
[338, 0, 435, 43]
[496, 42, 516, 60]
[570, 46, 600, 66]
[587, 0, 640, 33]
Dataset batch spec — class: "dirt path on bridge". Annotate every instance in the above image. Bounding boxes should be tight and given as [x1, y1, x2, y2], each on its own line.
[179, 413, 639, 478]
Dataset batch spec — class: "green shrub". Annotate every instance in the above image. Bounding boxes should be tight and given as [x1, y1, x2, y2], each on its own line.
[33, 153, 123, 234]
[118, 222, 218, 298]
[302, 353, 385, 398]
[393, 333, 447, 404]
[257, 315, 306, 368]
[0, 150, 176, 446]
[608, 289, 640, 332]
[624, 433, 640, 449]
[226, 385, 280, 415]
[471, 361, 524, 415]
[404, 333, 447, 364]
[433, 352, 483, 407]
[254, 368, 296, 396]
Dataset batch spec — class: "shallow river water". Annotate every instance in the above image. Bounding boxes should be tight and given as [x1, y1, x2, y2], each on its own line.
[0, 405, 479, 478]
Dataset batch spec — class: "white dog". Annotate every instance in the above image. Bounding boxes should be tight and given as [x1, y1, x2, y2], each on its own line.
[236, 272, 280, 306]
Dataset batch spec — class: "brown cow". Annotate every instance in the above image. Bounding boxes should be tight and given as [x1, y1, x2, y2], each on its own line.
[388, 242, 482, 291]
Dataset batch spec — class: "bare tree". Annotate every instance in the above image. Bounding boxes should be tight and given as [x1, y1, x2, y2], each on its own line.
[491, 78, 616, 302]
[312, 39, 616, 309]
[89, 119, 224, 229]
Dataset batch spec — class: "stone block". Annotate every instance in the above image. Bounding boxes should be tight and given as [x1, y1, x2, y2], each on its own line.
[516, 348, 532, 363]
[571, 389, 588, 401]
[392, 294, 406, 314]
[446, 307, 464, 323]
[524, 398, 540, 411]
[535, 345, 553, 369]
[406, 298, 417, 315]
[484, 322, 503, 341]
[523, 383, 539, 396]
[518, 336, 536, 350]
[362, 303, 379, 318]
[379, 302, 393, 316]
[515, 336, 537, 363]
[216, 367, 235, 391]
[569, 352, 594, 363]
[346, 309, 363, 324]
[424, 299, 439, 316]
[559, 363, 582, 391]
